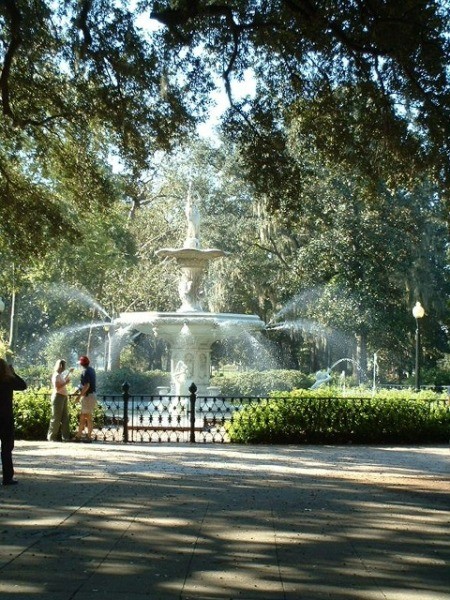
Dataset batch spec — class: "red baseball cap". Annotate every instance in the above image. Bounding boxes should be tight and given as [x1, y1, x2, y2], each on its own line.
[78, 355, 90, 366]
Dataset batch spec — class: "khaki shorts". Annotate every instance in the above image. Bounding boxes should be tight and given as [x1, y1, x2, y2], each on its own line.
[81, 393, 97, 415]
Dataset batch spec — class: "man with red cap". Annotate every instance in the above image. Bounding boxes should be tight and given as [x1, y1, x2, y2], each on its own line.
[74, 356, 97, 442]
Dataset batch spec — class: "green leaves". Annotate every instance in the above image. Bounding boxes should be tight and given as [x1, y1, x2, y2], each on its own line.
[227, 391, 450, 444]
[0, 0, 449, 264]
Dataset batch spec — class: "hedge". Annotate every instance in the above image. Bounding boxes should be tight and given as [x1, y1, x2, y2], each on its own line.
[226, 389, 450, 444]
[12, 379, 450, 444]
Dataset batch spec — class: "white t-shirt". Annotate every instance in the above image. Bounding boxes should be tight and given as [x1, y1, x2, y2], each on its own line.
[51, 372, 68, 398]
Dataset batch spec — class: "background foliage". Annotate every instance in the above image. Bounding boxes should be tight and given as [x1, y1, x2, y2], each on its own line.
[0, 2, 449, 384]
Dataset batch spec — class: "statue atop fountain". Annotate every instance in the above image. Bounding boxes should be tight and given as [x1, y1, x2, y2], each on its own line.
[184, 190, 200, 249]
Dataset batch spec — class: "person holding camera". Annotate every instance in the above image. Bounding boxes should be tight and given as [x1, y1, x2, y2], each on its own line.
[0, 358, 27, 485]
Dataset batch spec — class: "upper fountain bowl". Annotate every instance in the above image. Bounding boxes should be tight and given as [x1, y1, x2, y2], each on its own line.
[156, 247, 227, 264]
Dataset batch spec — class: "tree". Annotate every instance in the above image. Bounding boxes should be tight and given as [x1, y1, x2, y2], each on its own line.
[0, 197, 137, 367]
[0, 0, 197, 259]
[252, 156, 450, 378]
[149, 0, 450, 211]
[1, 0, 449, 265]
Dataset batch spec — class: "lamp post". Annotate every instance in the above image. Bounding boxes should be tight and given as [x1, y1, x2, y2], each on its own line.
[412, 301, 425, 391]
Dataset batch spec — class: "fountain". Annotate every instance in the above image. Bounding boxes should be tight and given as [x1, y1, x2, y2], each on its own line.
[117, 190, 265, 395]
[310, 358, 365, 389]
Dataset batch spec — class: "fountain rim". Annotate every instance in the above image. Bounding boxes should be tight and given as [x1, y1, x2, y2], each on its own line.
[117, 311, 265, 325]
[155, 248, 228, 259]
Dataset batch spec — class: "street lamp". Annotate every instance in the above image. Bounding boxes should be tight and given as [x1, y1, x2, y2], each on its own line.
[412, 301, 425, 391]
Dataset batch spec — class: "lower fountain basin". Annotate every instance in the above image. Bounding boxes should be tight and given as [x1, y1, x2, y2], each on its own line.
[116, 311, 265, 395]
[117, 311, 265, 339]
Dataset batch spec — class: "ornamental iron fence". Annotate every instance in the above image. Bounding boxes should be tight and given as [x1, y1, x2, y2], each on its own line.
[27, 383, 449, 444]
[88, 382, 449, 444]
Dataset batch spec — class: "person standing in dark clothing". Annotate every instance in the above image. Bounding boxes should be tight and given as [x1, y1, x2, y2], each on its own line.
[74, 355, 97, 442]
[0, 358, 27, 485]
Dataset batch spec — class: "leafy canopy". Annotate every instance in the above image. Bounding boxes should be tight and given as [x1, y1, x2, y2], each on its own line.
[0, 0, 199, 258]
[1, 1, 449, 262]
[149, 0, 450, 206]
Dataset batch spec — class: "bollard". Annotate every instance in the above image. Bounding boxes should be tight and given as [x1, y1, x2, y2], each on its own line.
[122, 381, 130, 443]
[189, 382, 197, 443]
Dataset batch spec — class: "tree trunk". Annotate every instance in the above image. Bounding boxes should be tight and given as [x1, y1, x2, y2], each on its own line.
[355, 332, 368, 383]
[8, 290, 18, 361]
[109, 329, 122, 370]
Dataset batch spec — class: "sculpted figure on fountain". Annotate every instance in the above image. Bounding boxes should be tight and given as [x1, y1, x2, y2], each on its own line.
[173, 360, 189, 396]
[184, 191, 200, 249]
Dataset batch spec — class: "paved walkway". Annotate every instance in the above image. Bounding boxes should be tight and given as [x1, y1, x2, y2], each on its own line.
[0, 442, 449, 600]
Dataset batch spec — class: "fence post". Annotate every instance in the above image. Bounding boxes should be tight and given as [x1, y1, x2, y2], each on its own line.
[189, 382, 197, 443]
[122, 381, 129, 444]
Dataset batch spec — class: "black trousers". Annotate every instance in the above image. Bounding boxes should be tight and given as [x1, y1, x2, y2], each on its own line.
[0, 422, 15, 484]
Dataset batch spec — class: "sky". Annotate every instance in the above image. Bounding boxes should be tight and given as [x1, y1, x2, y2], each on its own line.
[196, 70, 256, 139]
[134, 10, 256, 140]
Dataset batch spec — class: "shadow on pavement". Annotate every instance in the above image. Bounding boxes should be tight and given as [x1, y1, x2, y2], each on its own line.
[0, 442, 448, 599]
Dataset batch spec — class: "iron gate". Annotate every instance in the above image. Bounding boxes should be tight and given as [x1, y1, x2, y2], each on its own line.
[93, 383, 260, 443]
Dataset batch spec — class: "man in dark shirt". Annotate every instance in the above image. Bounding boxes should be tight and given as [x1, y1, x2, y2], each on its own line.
[74, 355, 97, 442]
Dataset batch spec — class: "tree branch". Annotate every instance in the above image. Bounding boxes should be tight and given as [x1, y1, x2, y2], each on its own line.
[150, 2, 240, 28]
[0, 0, 22, 120]
[75, 0, 93, 57]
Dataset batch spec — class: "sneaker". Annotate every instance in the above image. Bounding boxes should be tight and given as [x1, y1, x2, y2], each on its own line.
[2, 479, 18, 486]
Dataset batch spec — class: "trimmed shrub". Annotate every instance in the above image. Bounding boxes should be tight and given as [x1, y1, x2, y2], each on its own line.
[14, 389, 80, 440]
[227, 389, 450, 444]
[95, 369, 169, 395]
[17, 366, 170, 395]
[210, 370, 314, 396]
